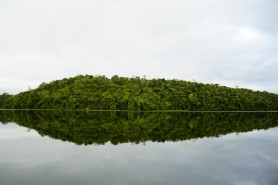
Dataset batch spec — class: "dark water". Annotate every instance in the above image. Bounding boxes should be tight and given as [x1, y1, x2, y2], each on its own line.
[0, 111, 278, 185]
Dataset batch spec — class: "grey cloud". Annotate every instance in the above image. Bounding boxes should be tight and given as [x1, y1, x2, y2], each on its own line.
[0, 0, 277, 94]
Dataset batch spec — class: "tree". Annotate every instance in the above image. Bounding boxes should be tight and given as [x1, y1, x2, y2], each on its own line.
[0, 93, 11, 108]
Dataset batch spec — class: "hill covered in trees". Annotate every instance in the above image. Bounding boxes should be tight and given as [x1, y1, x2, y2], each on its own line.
[2, 75, 278, 111]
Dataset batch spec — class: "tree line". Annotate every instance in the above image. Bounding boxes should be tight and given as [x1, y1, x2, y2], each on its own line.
[0, 93, 11, 108]
[2, 75, 278, 110]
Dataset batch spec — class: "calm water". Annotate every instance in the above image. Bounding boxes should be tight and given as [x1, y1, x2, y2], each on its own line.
[0, 111, 278, 185]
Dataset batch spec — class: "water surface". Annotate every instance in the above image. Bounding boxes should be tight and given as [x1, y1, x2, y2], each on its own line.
[0, 111, 277, 185]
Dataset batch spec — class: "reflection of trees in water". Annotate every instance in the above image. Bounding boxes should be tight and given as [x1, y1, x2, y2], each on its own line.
[0, 111, 277, 145]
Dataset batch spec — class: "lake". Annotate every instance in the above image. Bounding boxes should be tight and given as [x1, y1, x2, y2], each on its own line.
[0, 111, 278, 185]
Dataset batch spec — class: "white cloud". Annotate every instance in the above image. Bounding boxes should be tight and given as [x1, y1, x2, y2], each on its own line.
[234, 27, 267, 42]
[0, 0, 277, 94]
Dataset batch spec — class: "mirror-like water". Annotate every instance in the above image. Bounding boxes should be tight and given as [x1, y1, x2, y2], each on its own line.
[0, 111, 278, 185]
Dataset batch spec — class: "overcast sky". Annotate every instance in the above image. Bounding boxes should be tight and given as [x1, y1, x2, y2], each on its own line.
[1, 0, 277, 94]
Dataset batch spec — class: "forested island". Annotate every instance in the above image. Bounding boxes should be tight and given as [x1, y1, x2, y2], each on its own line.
[2, 75, 278, 111]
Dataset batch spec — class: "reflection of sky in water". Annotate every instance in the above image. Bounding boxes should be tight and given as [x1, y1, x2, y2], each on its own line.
[0, 122, 278, 185]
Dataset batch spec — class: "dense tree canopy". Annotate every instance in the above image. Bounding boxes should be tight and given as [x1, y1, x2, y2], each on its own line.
[0, 93, 11, 108]
[2, 75, 278, 110]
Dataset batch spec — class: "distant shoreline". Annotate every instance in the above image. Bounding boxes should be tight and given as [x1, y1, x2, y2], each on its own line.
[0, 109, 277, 113]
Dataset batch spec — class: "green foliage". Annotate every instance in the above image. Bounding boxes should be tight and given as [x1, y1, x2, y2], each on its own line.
[2, 75, 278, 110]
[1, 110, 277, 145]
[0, 93, 11, 108]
